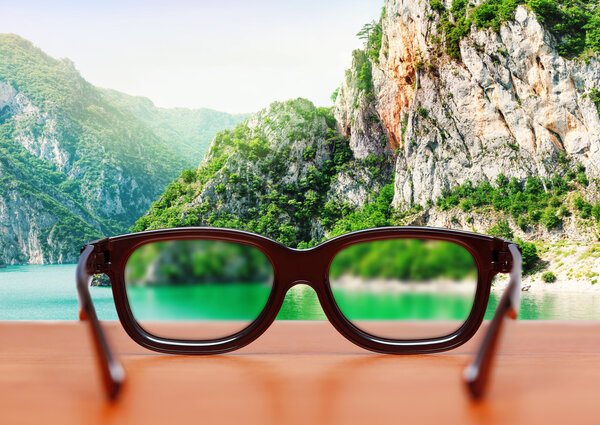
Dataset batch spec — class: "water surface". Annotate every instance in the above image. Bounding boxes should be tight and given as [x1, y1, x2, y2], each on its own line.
[1, 265, 599, 320]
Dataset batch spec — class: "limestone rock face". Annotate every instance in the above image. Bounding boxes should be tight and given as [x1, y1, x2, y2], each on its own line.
[334, 0, 600, 208]
[0, 81, 19, 118]
[0, 191, 71, 264]
[1, 81, 72, 172]
[334, 53, 392, 160]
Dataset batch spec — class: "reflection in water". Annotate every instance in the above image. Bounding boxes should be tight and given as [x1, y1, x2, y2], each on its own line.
[330, 284, 477, 339]
[127, 284, 272, 321]
[331, 283, 476, 321]
[488, 291, 600, 320]
[274, 286, 600, 321]
[127, 284, 273, 340]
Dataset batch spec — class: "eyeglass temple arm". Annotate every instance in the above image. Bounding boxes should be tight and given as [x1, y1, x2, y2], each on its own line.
[76, 244, 125, 400]
[463, 243, 522, 399]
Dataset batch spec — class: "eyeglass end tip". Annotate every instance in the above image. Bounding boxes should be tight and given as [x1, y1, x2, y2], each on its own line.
[463, 364, 486, 400]
[78, 309, 88, 321]
[105, 363, 125, 401]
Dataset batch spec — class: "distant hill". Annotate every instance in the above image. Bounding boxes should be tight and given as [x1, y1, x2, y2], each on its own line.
[100, 89, 248, 165]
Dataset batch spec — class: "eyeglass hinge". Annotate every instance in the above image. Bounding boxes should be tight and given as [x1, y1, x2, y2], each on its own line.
[85, 239, 111, 274]
[493, 250, 512, 273]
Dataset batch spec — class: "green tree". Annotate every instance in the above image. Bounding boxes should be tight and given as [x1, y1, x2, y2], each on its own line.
[488, 220, 514, 240]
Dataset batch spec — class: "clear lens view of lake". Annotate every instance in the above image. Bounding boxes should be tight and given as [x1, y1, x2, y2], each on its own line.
[1, 265, 599, 321]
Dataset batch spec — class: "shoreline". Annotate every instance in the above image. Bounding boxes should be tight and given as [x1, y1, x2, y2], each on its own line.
[3, 263, 600, 294]
[492, 275, 600, 293]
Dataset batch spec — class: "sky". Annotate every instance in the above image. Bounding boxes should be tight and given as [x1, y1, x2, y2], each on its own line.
[2, 0, 383, 114]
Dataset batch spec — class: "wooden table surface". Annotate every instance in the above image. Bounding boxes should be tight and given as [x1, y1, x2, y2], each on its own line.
[0, 321, 599, 425]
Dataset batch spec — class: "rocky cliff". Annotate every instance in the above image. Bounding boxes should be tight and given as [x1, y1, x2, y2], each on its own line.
[335, 0, 600, 209]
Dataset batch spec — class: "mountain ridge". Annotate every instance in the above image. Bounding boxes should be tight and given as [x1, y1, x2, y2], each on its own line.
[99, 88, 248, 165]
[0, 34, 245, 264]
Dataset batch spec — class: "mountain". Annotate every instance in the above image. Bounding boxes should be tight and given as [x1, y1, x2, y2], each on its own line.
[99, 89, 248, 165]
[132, 98, 393, 246]
[135, 0, 600, 282]
[0, 34, 242, 264]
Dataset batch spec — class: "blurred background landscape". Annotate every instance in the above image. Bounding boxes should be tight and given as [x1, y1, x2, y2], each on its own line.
[1, 0, 600, 320]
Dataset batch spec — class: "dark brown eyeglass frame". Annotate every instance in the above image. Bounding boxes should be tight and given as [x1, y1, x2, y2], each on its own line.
[76, 226, 522, 401]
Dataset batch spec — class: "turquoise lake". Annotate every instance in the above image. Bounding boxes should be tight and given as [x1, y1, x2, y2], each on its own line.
[1, 264, 599, 320]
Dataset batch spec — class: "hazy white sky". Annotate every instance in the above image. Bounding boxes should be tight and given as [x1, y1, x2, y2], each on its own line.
[2, 0, 382, 113]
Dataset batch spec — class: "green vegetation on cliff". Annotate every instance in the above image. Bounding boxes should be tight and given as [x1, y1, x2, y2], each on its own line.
[430, 160, 600, 273]
[357, 7, 386, 63]
[430, 0, 600, 59]
[435, 164, 600, 233]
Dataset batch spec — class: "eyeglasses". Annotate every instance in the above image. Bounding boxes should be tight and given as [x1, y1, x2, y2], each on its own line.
[76, 226, 521, 400]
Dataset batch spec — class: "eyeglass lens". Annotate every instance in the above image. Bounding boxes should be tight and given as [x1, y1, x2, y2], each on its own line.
[123, 238, 478, 342]
[329, 239, 478, 339]
[124, 240, 274, 340]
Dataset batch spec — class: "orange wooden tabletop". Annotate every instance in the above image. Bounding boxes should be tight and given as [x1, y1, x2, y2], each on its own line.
[0, 321, 599, 425]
